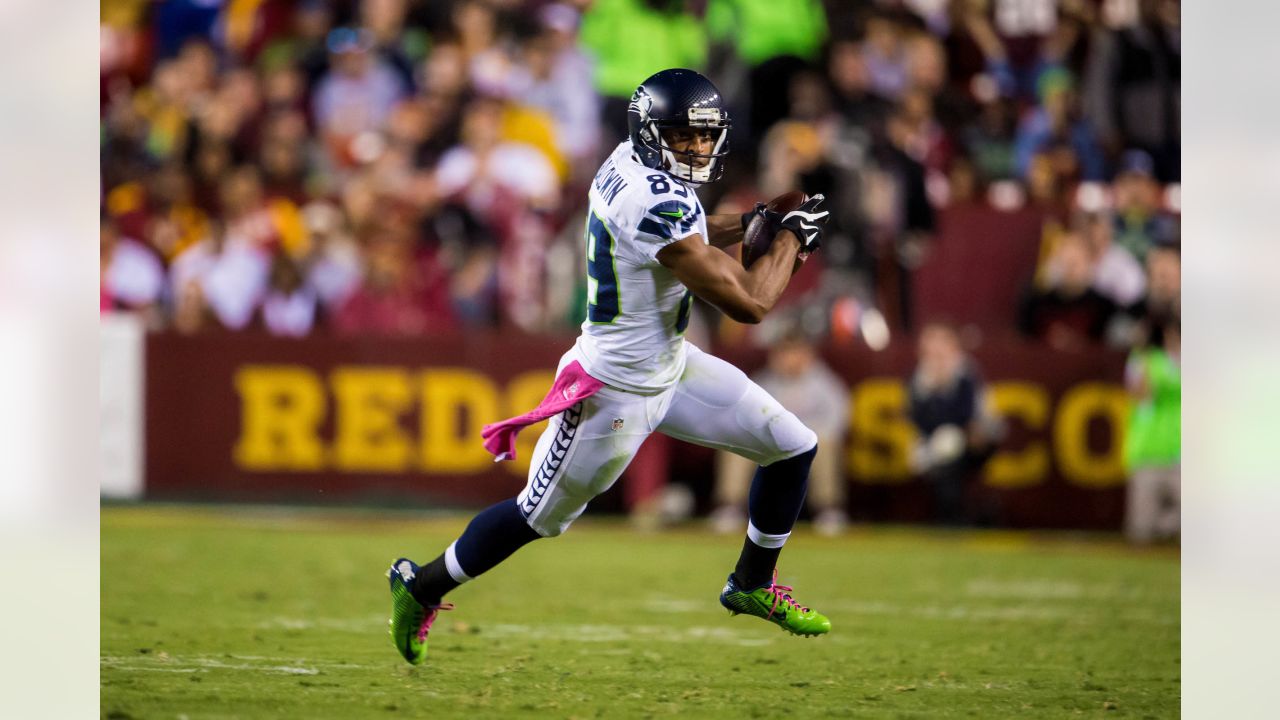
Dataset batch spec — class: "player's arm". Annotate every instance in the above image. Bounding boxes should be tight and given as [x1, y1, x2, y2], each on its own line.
[705, 214, 748, 249]
[656, 229, 803, 324]
[705, 202, 783, 249]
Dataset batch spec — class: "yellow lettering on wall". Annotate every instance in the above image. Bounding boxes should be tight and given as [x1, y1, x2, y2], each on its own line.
[848, 378, 915, 483]
[983, 382, 1050, 489]
[232, 365, 326, 471]
[419, 370, 501, 473]
[501, 370, 558, 477]
[330, 367, 413, 472]
[1054, 383, 1129, 488]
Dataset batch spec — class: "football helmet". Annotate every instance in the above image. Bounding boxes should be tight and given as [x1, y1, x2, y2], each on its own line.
[627, 68, 732, 185]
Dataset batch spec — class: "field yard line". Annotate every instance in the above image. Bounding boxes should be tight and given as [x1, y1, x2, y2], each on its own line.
[964, 578, 1163, 601]
[255, 614, 386, 632]
[821, 600, 1177, 626]
[479, 622, 777, 646]
[102, 655, 327, 675]
[245, 614, 781, 646]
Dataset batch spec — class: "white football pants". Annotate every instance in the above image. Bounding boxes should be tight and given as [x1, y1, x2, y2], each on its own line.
[517, 343, 818, 536]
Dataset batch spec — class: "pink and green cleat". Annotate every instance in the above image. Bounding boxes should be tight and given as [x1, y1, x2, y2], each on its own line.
[387, 558, 453, 664]
[719, 570, 831, 637]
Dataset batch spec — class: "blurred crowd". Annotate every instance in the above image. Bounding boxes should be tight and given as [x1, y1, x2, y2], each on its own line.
[100, 0, 1179, 350]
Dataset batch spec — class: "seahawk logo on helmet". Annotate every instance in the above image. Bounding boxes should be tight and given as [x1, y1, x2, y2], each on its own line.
[627, 68, 732, 185]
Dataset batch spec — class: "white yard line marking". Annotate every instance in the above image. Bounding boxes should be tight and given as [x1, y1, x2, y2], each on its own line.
[101, 655, 329, 675]
[480, 623, 775, 646]
[823, 600, 1176, 625]
[964, 578, 1166, 601]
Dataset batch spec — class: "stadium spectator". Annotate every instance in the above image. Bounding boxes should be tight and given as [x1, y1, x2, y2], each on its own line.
[1018, 232, 1117, 350]
[961, 93, 1018, 184]
[1111, 149, 1178, 262]
[333, 212, 456, 336]
[506, 4, 602, 176]
[710, 330, 850, 536]
[100, 215, 165, 322]
[258, 110, 311, 203]
[218, 165, 306, 255]
[580, 0, 708, 141]
[359, 0, 424, 92]
[867, 105, 936, 330]
[1083, 0, 1181, 181]
[826, 38, 894, 135]
[312, 27, 408, 169]
[169, 219, 271, 332]
[1118, 244, 1181, 347]
[1076, 209, 1147, 307]
[706, 0, 828, 141]
[435, 97, 560, 214]
[945, 0, 1016, 99]
[300, 201, 363, 314]
[907, 322, 1002, 525]
[862, 10, 911, 102]
[1013, 68, 1105, 181]
[258, 254, 320, 338]
[1124, 315, 1180, 544]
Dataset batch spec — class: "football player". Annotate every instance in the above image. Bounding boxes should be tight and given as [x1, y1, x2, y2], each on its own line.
[389, 68, 832, 664]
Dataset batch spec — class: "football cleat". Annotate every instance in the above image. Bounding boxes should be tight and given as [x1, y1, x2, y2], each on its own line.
[719, 570, 831, 637]
[387, 558, 453, 664]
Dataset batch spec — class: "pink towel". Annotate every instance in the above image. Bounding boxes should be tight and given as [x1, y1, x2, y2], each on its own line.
[481, 360, 604, 462]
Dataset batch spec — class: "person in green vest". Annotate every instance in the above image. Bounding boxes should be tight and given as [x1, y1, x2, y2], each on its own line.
[705, 0, 828, 68]
[705, 0, 828, 143]
[1124, 315, 1180, 544]
[579, 0, 708, 144]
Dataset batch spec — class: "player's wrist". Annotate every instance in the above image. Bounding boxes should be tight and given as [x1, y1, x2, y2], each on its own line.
[775, 228, 803, 253]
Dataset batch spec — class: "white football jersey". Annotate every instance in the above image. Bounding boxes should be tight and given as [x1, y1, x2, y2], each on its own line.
[572, 141, 708, 394]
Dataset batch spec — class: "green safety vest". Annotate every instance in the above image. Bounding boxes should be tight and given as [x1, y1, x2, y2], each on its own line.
[580, 0, 709, 99]
[1125, 348, 1181, 468]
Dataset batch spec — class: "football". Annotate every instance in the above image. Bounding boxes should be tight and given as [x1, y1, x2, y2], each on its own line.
[741, 190, 808, 268]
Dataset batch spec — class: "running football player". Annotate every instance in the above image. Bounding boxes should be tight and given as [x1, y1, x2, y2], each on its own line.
[389, 68, 832, 664]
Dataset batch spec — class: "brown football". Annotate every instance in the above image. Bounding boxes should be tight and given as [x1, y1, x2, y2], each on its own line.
[741, 190, 808, 268]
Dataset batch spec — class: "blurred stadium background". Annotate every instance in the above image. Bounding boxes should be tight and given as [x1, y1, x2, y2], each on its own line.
[99, 0, 1180, 537]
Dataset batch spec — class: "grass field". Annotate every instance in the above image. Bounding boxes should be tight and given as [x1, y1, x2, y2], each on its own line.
[102, 506, 1179, 719]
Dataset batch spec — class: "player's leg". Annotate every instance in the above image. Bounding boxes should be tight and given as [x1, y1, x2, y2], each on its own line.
[404, 416, 570, 612]
[1156, 464, 1181, 540]
[516, 385, 664, 537]
[1125, 466, 1160, 544]
[656, 345, 828, 636]
[388, 388, 657, 663]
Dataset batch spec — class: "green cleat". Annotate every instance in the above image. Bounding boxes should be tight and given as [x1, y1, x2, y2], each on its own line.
[387, 558, 453, 664]
[719, 570, 831, 637]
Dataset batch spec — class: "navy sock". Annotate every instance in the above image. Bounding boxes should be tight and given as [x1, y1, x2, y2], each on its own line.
[734, 444, 815, 589]
[412, 499, 542, 606]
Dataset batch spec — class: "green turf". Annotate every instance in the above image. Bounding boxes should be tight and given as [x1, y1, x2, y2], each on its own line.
[102, 506, 1179, 719]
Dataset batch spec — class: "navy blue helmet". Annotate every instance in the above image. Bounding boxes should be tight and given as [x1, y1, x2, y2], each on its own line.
[627, 68, 732, 185]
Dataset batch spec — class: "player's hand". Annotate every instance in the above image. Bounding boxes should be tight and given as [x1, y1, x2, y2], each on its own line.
[779, 194, 829, 255]
[739, 202, 783, 233]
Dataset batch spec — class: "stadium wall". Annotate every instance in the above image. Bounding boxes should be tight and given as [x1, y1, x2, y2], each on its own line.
[137, 332, 1129, 529]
